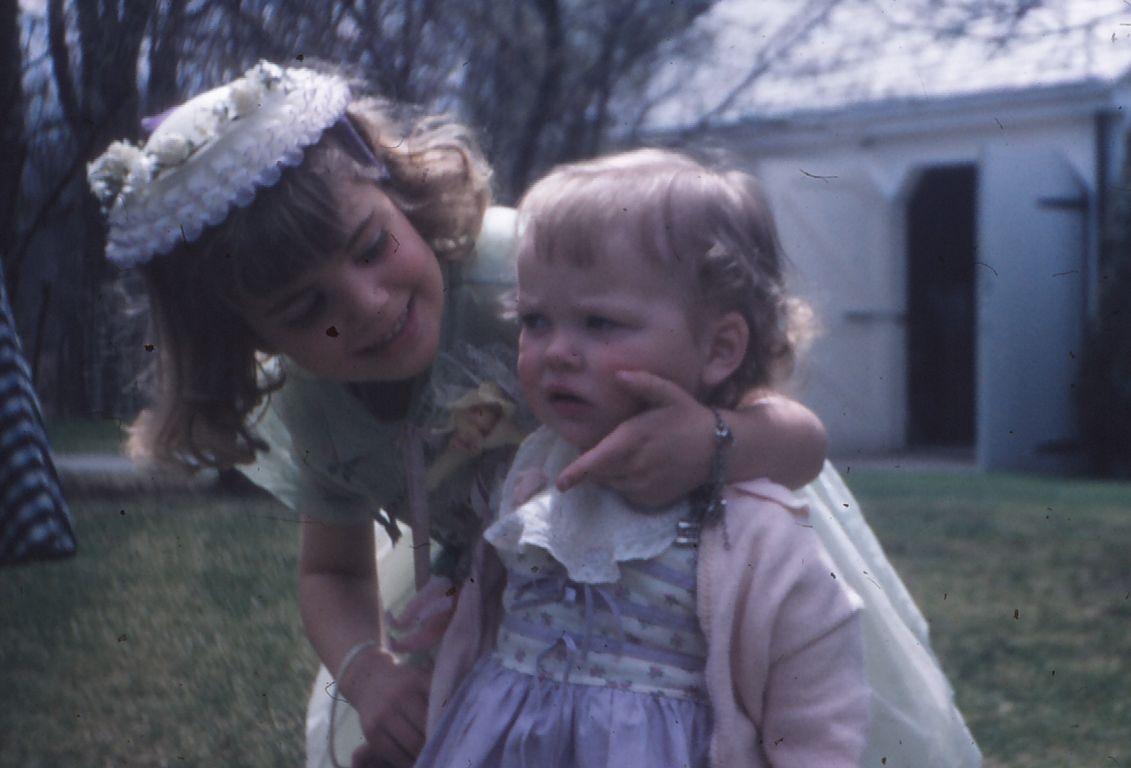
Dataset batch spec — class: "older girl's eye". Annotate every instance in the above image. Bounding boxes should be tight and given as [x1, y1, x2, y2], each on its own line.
[282, 294, 325, 329]
[356, 230, 389, 265]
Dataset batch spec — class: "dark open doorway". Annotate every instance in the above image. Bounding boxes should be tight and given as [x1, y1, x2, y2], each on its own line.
[906, 165, 977, 448]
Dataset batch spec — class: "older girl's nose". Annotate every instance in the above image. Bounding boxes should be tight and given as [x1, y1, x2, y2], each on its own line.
[337, 275, 391, 337]
[342, 278, 390, 327]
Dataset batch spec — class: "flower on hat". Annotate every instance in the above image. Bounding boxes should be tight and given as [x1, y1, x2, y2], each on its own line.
[87, 142, 152, 213]
[87, 60, 352, 267]
[147, 133, 195, 169]
[227, 77, 262, 119]
[248, 60, 284, 90]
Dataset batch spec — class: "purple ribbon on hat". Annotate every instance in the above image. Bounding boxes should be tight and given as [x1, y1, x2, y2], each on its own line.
[141, 108, 176, 135]
[329, 113, 391, 180]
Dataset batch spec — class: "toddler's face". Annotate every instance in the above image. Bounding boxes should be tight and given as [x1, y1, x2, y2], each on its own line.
[238, 180, 445, 382]
[516, 231, 712, 450]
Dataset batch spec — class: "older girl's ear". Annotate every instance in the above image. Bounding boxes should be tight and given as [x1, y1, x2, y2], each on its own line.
[700, 311, 749, 390]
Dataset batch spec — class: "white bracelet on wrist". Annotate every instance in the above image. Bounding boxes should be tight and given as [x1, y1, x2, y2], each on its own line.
[334, 638, 379, 692]
[329, 639, 379, 768]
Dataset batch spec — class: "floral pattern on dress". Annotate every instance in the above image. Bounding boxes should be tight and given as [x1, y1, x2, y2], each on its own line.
[493, 543, 708, 702]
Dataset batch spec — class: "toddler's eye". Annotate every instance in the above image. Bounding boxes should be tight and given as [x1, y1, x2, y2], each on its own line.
[520, 312, 549, 331]
[586, 315, 619, 331]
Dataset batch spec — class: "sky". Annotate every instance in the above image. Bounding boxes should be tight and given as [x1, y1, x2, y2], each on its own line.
[644, 0, 1131, 129]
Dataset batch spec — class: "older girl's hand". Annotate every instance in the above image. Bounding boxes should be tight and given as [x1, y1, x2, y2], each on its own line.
[340, 645, 430, 768]
[557, 370, 714, 508]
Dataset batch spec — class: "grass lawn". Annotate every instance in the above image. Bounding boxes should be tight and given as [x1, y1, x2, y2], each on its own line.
[44, 418, 126, 454]
[1, 471, 1128, 766]
[0, 495, 318, 767]
[845, 470, 1131, 768]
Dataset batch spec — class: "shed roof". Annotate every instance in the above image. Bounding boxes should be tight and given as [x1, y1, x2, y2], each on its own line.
[646, 0, 1131, 130]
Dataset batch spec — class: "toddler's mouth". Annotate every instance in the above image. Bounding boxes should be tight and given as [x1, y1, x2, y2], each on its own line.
[548, 390, 586, 405]
[546, 389, 593, 420]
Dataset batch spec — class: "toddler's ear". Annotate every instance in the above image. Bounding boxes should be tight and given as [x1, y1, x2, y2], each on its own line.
[700, 311, 749, 390]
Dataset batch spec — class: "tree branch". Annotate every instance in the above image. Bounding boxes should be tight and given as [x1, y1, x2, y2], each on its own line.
[509, 0, 563, 195]
[47, 0, 83, 131]
[683, 0, 846, 135]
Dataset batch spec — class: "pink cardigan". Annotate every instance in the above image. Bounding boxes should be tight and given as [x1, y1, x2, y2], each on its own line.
[426, 479, 870, 767]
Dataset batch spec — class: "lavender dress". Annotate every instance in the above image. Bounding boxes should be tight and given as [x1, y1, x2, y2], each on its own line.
[415, 541, 711, 767]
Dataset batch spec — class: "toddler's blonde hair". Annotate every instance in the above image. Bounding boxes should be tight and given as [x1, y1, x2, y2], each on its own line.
[516, 148, 810, 408]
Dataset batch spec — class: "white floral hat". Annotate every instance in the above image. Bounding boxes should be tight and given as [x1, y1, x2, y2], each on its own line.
[87, 61, 352, 267]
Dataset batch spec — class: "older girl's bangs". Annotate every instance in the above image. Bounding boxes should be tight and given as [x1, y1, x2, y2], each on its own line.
[192, 140, 357, 304]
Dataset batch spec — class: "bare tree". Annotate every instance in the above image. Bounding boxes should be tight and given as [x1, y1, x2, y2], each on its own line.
[456, 0, 717, 200]
[12, 0, 1056, 417]
[46, 0, 153, 416]
[1, 0, 25, 301]
[145, 0, 192, 115]
[675, 0, 846, 136]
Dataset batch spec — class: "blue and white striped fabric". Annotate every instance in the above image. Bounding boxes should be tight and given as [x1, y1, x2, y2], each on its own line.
[0, 260, 74, 566]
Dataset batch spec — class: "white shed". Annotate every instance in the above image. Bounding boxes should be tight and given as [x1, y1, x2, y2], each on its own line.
[647, 0, 1131, 471]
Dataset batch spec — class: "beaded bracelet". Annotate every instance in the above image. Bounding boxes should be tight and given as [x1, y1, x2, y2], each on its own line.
[675, 408, 735, 547]
[703, 408, 735, 527]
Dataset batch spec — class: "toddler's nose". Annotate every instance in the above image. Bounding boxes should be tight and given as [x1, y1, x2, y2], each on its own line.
[545, 333, 583, 369]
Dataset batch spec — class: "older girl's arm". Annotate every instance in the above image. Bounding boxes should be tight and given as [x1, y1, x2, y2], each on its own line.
[298, 519, 429, 768]
[557, 370, 827, 507]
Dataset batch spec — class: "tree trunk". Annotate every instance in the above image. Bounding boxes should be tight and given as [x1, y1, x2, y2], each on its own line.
[1, 0, 27, 305]
[146, 0, 187, 116]
[508, 0, 562, 198]
[48, 0, 152, 416]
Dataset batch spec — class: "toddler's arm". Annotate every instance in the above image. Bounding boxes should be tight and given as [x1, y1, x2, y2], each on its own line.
[760, 613, 869, 766]
[731, 504, 870, 767]
[557, 370, 827, 507]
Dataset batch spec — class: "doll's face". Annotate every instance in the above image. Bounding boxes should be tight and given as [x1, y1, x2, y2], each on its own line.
[238, 180, 445, 382]
[455, 404, 502, 439]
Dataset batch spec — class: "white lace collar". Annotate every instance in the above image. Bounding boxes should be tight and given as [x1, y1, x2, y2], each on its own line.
[484, 427, 689, 584]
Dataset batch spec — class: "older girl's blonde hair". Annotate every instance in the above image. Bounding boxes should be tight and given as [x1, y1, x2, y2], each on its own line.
[516, 148, 811, 409]
[129, 94, 491, 470]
